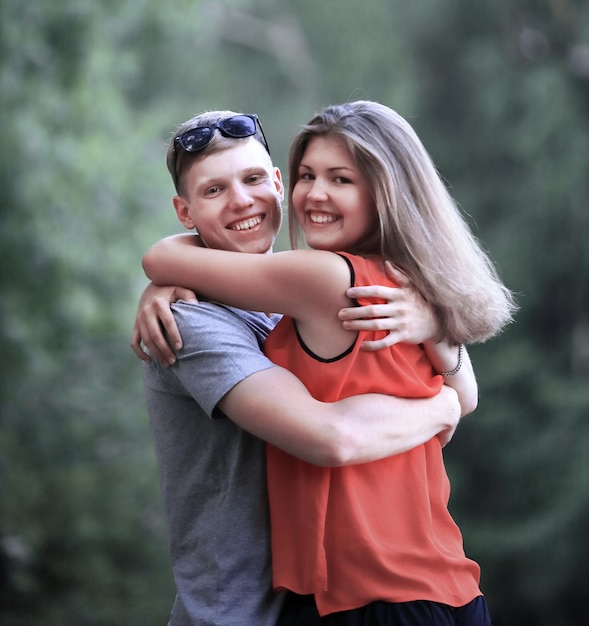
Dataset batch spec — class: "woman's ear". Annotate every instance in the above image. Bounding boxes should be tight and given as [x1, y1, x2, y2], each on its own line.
[173, 195, 196, 230]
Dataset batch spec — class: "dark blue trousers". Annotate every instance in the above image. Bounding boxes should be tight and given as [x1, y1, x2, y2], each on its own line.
[276, 593, 491, 626]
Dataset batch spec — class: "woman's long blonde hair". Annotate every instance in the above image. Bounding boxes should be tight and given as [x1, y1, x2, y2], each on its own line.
[288, 100, 517, 344]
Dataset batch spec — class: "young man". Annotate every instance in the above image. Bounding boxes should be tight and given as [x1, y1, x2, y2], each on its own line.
[131, 110, 467, 626]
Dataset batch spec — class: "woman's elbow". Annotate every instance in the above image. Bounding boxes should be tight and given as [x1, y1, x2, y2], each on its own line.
[460, 391, 479, 417]
[142, 247, 161, 282]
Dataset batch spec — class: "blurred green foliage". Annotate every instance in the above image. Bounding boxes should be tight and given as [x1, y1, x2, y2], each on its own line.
[0, 0, 587, 624]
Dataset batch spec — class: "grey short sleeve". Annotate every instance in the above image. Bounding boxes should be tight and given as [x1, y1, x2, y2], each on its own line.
[142, 301, 284, 626]
[166, 301, 278, 416]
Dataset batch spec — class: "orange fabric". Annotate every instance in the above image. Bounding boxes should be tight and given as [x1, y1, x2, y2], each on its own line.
[264, 253, 482, 616]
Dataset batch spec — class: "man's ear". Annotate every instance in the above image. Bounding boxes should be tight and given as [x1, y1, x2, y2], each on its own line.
[173, 195, 196, 230]
[273, 167, 285, 202]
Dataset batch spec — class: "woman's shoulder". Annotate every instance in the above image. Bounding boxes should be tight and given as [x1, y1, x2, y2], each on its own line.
[334, 252, 390, 287]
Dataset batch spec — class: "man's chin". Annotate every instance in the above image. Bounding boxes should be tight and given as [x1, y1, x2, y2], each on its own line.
[228, 233, 275, 255]
[239, 243, 273, 255]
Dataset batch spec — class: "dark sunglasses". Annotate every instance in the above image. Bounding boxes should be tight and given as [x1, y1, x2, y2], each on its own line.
[171, 114, 270, 188]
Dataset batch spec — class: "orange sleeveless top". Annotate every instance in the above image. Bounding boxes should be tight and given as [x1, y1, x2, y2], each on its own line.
[264, 252, 482, 616]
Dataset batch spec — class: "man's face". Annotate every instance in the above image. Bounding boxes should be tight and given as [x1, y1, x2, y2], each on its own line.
[173, 138, 284, 254]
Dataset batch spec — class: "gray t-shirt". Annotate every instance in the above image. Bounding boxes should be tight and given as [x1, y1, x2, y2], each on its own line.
[143, 300, 283, 626]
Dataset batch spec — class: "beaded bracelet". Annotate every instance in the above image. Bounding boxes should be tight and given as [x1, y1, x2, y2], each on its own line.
[434, 343, 464, 377]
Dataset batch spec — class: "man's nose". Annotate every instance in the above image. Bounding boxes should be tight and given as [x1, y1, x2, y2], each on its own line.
[228, 184, 255, 209]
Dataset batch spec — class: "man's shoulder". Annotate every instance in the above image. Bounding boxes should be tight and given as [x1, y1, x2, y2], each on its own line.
[171, 300, 280, 339]
[144, 300, 279, 418]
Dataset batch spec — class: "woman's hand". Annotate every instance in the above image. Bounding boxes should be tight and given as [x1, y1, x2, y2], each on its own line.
[338, 262, 440, 351]
[130, 283, 197, 365]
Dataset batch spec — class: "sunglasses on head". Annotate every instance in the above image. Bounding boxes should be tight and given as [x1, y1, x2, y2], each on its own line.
[171, 114, 270, 188]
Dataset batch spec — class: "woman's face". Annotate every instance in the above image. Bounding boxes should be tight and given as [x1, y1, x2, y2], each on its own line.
[291, 135, 378, 252]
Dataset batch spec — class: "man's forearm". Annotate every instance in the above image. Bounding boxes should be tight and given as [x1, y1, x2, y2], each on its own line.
[327, 386, 460, 466]
[220, 366, 460, 468]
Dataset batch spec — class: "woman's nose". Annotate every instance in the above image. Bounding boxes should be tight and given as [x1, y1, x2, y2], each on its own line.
[307, 178, 328, 200]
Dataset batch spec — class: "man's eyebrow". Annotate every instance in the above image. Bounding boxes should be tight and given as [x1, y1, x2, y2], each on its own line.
[194, 166, 268, 188]
[241, 166, 268, 176]
[194, 175, 223, 188]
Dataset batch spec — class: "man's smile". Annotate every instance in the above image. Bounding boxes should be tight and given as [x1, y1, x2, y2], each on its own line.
[229, 215, 264, 231]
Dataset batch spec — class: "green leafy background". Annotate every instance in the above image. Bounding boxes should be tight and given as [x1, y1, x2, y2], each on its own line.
[1, 1, 587, 624]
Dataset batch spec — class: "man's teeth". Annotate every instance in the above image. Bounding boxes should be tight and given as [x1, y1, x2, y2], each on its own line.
[232, 216, 263, 231]
[310, 213, 337, 224]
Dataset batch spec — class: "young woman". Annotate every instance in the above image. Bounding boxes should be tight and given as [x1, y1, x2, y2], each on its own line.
[143, 101, 516, 625]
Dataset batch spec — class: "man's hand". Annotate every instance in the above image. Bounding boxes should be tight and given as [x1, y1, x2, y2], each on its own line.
[130, 283, 197, 365]
[338, 262, 440, 351]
